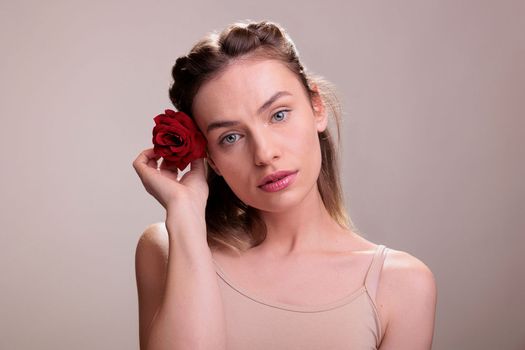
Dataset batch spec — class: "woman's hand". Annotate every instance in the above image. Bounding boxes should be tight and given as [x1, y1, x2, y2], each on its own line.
[132, 148, 209, 215]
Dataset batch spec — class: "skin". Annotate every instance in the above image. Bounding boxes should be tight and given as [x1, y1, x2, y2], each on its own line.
[134, 57, 437, 349]
[193, 58, 347, 257]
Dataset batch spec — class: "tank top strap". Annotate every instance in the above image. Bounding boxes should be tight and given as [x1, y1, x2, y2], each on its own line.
[363, 244, 389, 302]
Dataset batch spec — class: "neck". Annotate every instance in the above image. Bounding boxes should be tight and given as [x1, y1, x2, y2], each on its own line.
[255, 185, 347, 258]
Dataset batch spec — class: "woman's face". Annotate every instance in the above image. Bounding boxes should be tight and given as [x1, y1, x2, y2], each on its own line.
[192, 58, 327, 212]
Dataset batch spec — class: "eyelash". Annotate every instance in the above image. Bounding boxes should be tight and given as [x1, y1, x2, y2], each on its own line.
[219, 109, 291, 146]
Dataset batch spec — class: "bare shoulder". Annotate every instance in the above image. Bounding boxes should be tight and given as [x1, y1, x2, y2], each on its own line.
[135, 222, 170, 350]
[377, 248, 437, 349]
[135, 221, 170, 295]
[380, 248, 437, 312]
[383, 248, 436, 286]
[136, 222, 169, 259]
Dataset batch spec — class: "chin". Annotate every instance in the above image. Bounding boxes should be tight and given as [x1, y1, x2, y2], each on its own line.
[247, 181, 318, 213]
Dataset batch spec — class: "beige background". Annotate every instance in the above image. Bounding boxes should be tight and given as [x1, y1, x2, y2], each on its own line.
[1, 0, 523, 349]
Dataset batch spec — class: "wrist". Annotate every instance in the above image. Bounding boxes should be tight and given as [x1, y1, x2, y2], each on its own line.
[166, 197, 206, 216]
[165, 208, 207, 238]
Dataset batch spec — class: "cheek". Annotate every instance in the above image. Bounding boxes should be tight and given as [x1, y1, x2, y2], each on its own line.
[291, 126, 323, 180]
[211, 152, 250, 186]
[288, 122, 321, 158]
[219, 164, 255, 204]
[210, 149, 242, 170]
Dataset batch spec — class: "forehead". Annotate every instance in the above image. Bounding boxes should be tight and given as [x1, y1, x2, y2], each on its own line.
[192, 59, 306, 125]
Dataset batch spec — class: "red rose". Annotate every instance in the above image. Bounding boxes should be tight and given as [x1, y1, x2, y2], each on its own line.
[152, 109, 207, 170]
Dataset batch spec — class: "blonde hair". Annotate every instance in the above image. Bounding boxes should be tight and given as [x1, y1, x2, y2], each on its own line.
[168, 20, 355, 253]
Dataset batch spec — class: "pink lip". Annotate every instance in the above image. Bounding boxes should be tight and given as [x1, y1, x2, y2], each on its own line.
[258, 170, 298, 192]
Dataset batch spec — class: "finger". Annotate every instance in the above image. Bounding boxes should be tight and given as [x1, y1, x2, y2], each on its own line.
[133, 148, 160, 169]
[133, 148, 156, 164]
[189, 157, 206, 176]
[159, 158, 179, 172]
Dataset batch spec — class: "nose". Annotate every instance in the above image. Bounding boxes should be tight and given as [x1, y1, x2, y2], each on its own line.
[252, 127, 280, 167]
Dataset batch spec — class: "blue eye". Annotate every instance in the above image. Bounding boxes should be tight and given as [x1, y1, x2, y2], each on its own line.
[220, 133, 241, 145]
[272, 110, 289, 122]
[218, 110, 289, 147]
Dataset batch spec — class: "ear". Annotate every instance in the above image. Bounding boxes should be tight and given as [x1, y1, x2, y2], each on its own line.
[206, 152, 222, 176]
[310, 84, 328, 133]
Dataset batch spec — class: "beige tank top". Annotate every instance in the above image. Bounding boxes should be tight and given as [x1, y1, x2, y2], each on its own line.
[212, 244, 389, 350]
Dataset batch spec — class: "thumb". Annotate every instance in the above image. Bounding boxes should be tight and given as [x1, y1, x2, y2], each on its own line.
[179, 157, 208, 185]
[189, 157, 206, 175]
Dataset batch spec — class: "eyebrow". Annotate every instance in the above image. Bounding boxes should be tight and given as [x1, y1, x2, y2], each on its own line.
[206, 91, 292, 134]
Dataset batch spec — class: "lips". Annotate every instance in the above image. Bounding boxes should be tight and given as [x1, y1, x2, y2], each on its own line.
[257, 170, 298, 187]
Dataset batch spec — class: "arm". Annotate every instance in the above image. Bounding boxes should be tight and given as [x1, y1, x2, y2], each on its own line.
[378, 251, 437, 350]
[133, 150, 226, 350]
[135, 217, 226, 350]
[135, 223, 169, 350]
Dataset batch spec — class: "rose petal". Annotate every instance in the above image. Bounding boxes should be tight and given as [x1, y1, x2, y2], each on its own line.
[154, 145, 172, 158]
[151, 109, 208, 170]
[154, 125, 188, 144]
[175, 112, 197, 131]
[153, 114, 173, 126]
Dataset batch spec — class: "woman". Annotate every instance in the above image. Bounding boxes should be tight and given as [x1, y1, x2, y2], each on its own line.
[133, 20, 437, 350]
